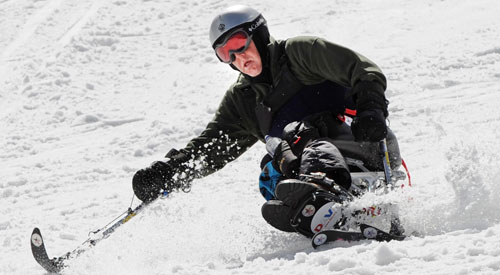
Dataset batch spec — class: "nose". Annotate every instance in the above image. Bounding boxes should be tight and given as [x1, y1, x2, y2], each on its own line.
[232, 52, 247, 65]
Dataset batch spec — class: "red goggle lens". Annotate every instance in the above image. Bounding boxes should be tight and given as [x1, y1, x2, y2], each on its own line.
[215, 32, 251, 63]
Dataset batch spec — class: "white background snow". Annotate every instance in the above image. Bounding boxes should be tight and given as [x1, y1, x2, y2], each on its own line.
[1, 0, 500, 274]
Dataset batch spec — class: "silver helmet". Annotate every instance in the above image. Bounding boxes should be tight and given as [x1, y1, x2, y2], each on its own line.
[209, 5, 266, 49]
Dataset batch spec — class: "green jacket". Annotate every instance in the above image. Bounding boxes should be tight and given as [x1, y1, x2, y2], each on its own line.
[178, 36, 387, 178]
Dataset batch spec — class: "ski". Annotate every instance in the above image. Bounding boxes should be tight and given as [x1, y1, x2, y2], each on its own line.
[311, 224, 405, 248]
[31, 227, 65, 273]
[30, 201, 148, 272]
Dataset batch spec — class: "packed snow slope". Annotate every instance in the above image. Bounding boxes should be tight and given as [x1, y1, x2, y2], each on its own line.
[1, 0, 500, 274]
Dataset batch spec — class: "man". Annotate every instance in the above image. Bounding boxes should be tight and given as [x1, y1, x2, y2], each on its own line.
[132, 5, 401, 237]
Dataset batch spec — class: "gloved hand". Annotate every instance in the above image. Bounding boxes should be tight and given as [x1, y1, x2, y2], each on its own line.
[272, 140, 300, 178]
[351, 109, 387, 142]
[132, 161, 176, 202]
[350, 80, 389, 142]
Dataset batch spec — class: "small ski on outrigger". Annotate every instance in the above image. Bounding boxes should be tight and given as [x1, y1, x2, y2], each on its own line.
[30, 201, 149, 273]
[30, 170, 192, 273]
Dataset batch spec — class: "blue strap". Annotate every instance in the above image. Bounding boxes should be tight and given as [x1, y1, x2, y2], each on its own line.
[259, 161, 282, 200]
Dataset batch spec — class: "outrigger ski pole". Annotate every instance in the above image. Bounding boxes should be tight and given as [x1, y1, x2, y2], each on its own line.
[30, 195, 159, 273]
[379, 138, 393, 191]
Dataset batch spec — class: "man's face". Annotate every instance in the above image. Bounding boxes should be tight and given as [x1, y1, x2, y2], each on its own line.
[231, 40, 262, 77]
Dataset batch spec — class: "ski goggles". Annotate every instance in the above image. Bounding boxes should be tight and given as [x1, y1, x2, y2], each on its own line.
[214, 30, 253, 64]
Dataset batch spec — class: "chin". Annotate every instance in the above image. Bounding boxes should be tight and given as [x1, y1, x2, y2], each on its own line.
[246, 72, 259, 77]
[245, 69, 262, 77]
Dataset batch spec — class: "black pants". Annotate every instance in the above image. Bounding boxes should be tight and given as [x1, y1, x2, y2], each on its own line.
[261, 111, 401, 183]
[293, 111, 400, 171]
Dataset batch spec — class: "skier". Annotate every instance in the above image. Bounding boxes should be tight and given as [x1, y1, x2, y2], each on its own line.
[132, 5, 401, 237]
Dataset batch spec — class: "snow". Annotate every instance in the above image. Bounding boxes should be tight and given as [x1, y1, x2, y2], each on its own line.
[1, 0, 500, 274]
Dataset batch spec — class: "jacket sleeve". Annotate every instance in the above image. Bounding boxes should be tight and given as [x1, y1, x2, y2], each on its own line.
[177, 86, 258, 179]
[285, 37, 388, 114]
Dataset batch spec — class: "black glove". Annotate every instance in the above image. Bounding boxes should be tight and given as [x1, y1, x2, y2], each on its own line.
[272, 140, 300, 178]
[132, 161, 175, 202]
[132, 149, 194, 202]
[350, 80, 389, 142]
[351, 109, 387, 142]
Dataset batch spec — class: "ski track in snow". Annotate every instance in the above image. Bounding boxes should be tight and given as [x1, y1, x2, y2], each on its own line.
[1, 0, 500, 274]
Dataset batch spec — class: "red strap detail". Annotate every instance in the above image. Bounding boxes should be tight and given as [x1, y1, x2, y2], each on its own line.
[337, 114, 346, 122]
[345, 108, 357, 116]
[293, 136, 302, 145]
[401, 158, 411, 187]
